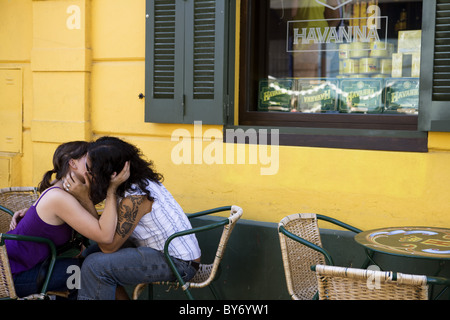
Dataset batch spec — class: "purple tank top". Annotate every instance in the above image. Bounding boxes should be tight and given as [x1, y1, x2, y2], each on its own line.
[5, 186, 73, 275]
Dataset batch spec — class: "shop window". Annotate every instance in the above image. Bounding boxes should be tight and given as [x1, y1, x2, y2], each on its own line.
[239, 0, 424, 133]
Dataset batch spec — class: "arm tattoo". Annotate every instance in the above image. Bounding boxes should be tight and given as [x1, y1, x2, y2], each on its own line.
[116, 196, 144, 238]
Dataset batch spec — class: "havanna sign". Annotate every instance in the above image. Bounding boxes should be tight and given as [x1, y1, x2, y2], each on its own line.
[287, 5, 387, 52]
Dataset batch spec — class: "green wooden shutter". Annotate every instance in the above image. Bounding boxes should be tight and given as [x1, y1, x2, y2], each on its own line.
[145, 0, 228, 124]
[183, 0, 227, 124]
[145, 0, 184, 123]
[419, 0, 450, 131]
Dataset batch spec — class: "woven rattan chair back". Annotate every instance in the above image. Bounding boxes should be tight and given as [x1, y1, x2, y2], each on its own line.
[278, 213, 326, 300]
[314, 264, 428, 300]
[0, 187, 39, 233]
[0, 211, 12, 234]
[133, 205, 243, 300]
[0, 235, 17, 299]
[0, 187, 39, 212]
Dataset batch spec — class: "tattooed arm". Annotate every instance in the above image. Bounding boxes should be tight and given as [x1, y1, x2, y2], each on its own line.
[98, 195, 153, 253]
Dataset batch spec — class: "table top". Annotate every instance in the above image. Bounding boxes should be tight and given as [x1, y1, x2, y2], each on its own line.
[354, 226, 450, 260]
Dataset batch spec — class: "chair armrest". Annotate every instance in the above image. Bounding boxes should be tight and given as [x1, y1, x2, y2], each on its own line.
[162, 219, 231, 300]
[279, 225, 334, 265]
[316, 214, 362, 234]
[176, 206, 241, 247]
[162, 206, 241, 299]
[426, 275, 450, 286]
[163, 218, 231, 270]
[0, 205, 14, 216]
[0, 233, 57, 295]
[186, 206, 232, 219]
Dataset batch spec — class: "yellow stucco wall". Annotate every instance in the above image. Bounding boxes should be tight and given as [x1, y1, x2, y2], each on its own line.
[1, 0, 450, 231]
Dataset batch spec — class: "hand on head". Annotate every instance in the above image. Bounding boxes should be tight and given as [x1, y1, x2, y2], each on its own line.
[110, 161, 130, 189]
[63, 171, 91, 202]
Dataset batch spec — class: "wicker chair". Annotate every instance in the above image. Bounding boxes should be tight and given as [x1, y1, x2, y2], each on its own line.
[0, 207, 13, 234]
[0, 187, 39, 233]
[0, 233, 57, 300]
[133, 205, 243, 300]
[312, 264, 432, 300]
[278, 213, 364, 300]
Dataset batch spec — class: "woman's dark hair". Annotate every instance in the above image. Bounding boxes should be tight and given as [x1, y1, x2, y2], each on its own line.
[38, 141, 89, 193]
[87, 136, 163, 203]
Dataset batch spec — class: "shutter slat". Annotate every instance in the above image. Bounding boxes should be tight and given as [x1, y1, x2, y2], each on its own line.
[153, 0, 176, 99]
[193, 0, 216, 100]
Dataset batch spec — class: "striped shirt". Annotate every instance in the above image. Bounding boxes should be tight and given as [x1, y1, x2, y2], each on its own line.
[125, 180, 201, 261]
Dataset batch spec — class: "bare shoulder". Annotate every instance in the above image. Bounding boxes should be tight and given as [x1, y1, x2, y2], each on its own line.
[35, 187, 80, 224]
[37, 187, 71, 205]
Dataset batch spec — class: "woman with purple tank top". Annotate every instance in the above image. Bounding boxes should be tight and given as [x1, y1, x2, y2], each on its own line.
[6, 141, 130, 298]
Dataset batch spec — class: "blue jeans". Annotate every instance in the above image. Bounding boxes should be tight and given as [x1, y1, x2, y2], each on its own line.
[13, 257, 81, 299]
[78, 247, 198, 300]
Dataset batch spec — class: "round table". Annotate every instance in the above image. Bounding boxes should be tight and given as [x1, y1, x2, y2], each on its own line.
[354, 226, 450, 260]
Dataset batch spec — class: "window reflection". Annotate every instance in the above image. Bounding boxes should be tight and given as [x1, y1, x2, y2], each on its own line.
[257, 0, 422, 115]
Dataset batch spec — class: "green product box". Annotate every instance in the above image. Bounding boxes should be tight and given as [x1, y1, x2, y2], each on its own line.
[384, 78, 419, 114]
[295, 79, 338, 113]
[258, 79, 295, 112]
[338, 78, 384, 113]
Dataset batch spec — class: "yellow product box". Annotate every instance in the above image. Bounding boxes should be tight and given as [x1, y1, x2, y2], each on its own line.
[390, 52, 420, 77]
[341, 59, 359, 74]
[370, 42, 393, 58]
[398, 30, 422, 53]
[360, 58, 379, 74]
[339, 44, 350, 59]
[412, 52, 421, 77]
[391, 53, 403, 77]
[379, 59, 392, 75]
[349, 42, 369, 58]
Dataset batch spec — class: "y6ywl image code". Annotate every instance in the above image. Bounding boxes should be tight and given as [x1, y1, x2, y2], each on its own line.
[223, 305, 268, 315]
